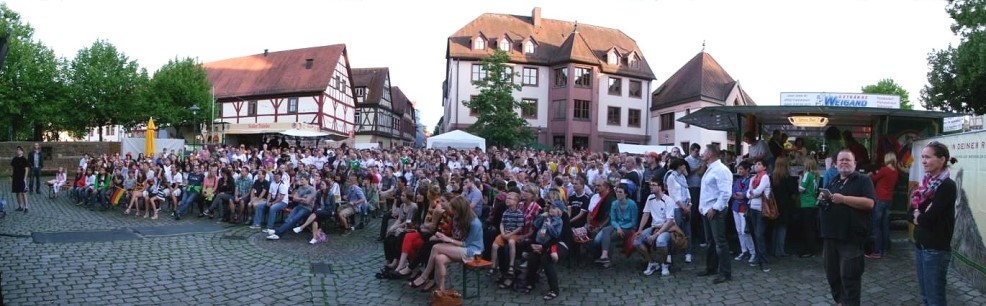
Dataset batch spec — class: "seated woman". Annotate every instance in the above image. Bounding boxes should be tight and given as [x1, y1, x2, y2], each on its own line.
[378, 191, 418, 278]
[406, 196, 483, 293]
[592, 184, 638, 267]
[48, 167, 67, 196]
[397, 192, 453, 289]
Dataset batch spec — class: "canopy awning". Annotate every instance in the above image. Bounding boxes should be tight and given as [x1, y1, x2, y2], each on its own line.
[678, 105, 963, 132]
[280, 129, 330, 137]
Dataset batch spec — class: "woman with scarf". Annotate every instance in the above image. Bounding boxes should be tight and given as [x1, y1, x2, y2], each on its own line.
[746, 160, 772, 272]
[911, 141, 957, 306]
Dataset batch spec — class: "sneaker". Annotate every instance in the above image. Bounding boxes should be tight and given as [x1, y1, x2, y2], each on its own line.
[685, 254, 692, 263]
[594, 257, 610, 264]
[761, 264, 770, 272]
[643, 262, 658, 276]
[665, 255, 672, 264]
[309, 238, 318, 245]
[748, 255, 757, 264]
[266, 234, 280, 240]
[700, 243, 709, 248]
[293, 227, 303, 234]
[734, 252, 748, 261]
[249, 225, 260, 229]
[661, 264, 670, 276]
[750, 262, 759, 267]
[264, 229, 275, 235]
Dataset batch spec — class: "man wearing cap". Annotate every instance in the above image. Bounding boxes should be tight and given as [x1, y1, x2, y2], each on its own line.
[266, 173, 317, 240]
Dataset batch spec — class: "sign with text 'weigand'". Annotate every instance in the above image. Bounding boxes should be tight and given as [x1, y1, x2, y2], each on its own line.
[780, 92, 901, 109]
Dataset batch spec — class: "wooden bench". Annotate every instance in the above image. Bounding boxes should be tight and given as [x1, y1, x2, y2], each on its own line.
[461, 257, 493, 299]
[46, 181, 71, 199]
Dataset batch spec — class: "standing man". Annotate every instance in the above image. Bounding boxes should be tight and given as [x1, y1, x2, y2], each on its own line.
[28, 143, 43, 194]
[695, 144, 733, 284]
[819, 150, 875, 306]
[684, 143, 706, 246]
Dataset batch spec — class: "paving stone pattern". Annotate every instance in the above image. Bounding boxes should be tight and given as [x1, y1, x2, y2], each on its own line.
[1, 186, 985, 305]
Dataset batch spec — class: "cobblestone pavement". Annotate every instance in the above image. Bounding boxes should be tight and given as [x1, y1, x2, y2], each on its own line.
[2, 186, 985, 305]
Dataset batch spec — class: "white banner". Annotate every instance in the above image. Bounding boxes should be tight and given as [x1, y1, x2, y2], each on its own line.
[944, 116, 965, 132]
[780, 92, 901, 109]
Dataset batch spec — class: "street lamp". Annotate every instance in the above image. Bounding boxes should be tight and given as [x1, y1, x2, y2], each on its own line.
[190, 104, 200, 146]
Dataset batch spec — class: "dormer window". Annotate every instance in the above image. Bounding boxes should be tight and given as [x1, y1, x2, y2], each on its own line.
[627, 52, 639, 68]
[523, 41, 535, 54]
[607, 49, 619, 65]
[473, 37, 486, 50]
[498, 38, 511, 52]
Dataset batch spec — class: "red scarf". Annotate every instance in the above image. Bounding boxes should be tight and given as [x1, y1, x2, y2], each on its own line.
[588, 189, 610, 229]
[751, 172, 767, 195]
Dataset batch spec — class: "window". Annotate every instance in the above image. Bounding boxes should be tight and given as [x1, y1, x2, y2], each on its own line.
[355, 86, 367, 103]
[608, 77, 622, 95]
[522, 67, 538, 86]
[572, 136, 589, 150]
[469, 95, 478, 116]
[551, 99, 566, 120]
[248, 100, 257, 116]
[553, 135, 566, 150]
[660, 112, 675, 131]
[498, 39, 510, 51]
[107, 127, 114, 136]
[628, 109, 641, 127]
[574, 67, 592, 87]
[629, 80, 642, 98]
[382, 79, 392, 102]
[471, 64, 488, 82]
[607, 107, 621, 125]
[607, 50, 618, 65]
[503, 66, 514, 83]
[355, 110, 362, 127]
[553, 67, 567, 87]
[472, 37, 485, 50]
[523, 41, 535, 54]
[330, 75, 339, 89]
[628, 53, 639, 68]
[521, 98, 537, 119]
[287, 98, 298, 113]
[573, 100, 590, 120]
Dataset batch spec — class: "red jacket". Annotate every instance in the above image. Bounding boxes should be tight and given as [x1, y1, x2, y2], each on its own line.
[870, 166, 898, 201]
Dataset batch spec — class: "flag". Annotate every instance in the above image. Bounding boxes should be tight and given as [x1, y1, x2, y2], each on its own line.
[110, 188, 125, 206]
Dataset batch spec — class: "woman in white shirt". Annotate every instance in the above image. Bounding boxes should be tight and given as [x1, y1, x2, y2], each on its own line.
[665, 158, 693, 263]
[746, 160, 772, 272]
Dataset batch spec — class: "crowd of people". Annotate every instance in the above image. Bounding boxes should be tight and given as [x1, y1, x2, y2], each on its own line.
[5, 129, 958, 305]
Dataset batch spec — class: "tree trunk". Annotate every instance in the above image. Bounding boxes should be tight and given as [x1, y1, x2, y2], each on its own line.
[32, 123, 43, 141]
[98, 125, 104, 142]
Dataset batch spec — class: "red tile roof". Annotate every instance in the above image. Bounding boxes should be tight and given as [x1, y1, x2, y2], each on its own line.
[351, 67, 389, 105]
[448, 11, 655, 80]
[204, 44, 347, 99]
[391, 86, 409, 114]
[651, 52, 755, 110]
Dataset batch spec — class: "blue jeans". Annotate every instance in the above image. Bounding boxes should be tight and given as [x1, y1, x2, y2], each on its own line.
[253, 201, 288, 229]
[274, 206, 312, 236]
[749, 209, 769, 265]
[176, 190, 200, 217]
[772, 223, 788, 256]
[632, 227, 671, 250]
[915, 248, 951, 306]
[674, 207, 692, 255]
[871, 201, 890, 255]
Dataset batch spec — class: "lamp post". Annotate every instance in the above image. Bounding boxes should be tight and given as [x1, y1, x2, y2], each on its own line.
[190, 104, 200, 146]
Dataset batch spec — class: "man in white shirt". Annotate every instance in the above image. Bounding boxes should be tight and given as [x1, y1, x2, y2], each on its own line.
[635, 178, 677, 277]
[250, 172, 290, 232]
[696, 144, 733, 284]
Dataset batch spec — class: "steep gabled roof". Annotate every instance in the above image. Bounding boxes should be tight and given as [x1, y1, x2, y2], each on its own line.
[651, 52, 752, 110]
[351, 67, 389, 105]
[204, 44, 346, 98]
[448, 11, 655, 80]
[392, 86, 409, 114]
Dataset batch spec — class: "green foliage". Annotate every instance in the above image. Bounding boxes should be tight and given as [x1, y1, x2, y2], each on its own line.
[69, 39, 150, 140]
[921, 0, 986, 114]
[433, 116, 443, 136]
[462, 50, 533, 148]
[861, 78, 913, 110]
[147, 57, 214, 130]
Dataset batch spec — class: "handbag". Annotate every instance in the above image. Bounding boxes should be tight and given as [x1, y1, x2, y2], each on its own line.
[668, 224, 688, 251]
[762, 193, 779, 220]
[431, 289, 463, 306]
[572, 226, 592, 244]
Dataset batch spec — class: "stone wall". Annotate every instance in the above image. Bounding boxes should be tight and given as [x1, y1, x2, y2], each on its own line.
[0, 142, 120, 176]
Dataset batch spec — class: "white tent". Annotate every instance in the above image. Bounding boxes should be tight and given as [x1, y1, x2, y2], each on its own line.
[427, 130, 486, 151]
[617, 144, 676, 155]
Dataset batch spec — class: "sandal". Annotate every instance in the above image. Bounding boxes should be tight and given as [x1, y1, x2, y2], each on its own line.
[543, 291, 558, 301]
[407, 278, 427, 288]
[498, 279, 513, 289]
[519, 284, 533, 294]
[418, 280, 436, 292]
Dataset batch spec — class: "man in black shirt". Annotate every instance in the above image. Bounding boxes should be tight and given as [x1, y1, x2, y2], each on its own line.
[818, 150, 875, 306]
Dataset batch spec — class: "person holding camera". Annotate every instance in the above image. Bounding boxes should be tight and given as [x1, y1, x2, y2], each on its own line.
[818, 150, 875, 306]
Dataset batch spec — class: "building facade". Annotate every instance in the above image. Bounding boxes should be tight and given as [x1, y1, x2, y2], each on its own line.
[442, 7, 656, 152]
[204, 45, 356, 144]
[650, 51, 756, 153]
[351, 68, 411, 148]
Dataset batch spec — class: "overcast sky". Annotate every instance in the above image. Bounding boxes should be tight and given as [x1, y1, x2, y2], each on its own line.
[7, 0, 960, 131]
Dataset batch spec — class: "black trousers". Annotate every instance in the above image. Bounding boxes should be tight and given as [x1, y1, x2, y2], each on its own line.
[688, 187, 704, 243]
[378, 198, 395, 239]
[823, 239, 865, 306]
[409, 233, 437, 270]
[384, 231, 406, 262]
[525, 243, 569, 293]
[798, 207, 820, 255]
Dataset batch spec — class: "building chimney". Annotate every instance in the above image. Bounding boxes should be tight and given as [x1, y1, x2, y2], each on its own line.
[264, 49, 268, 57]
[305, 58, 313, 69]
[532, 7, 541, 27]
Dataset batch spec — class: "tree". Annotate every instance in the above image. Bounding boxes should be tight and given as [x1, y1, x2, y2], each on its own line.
[147, 57, 213, 133]
[861, 78, 913, 110]
[0, 4, 71, 141]
[462, 50, 532, 148]
[921, 0, 986, 114]
[433, 116, 443, 136]
[69, 39, 150, 141]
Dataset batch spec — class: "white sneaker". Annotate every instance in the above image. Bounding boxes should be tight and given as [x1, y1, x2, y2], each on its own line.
[266, 234, 280, 240]
[685, 254, 692, 263]
[734, 252, 748, 261]
[643, 262, 658, 276]
[661, 264, 670, 276]
[665, 255, 672, 264]
[748, 254, 757, 264]
[264, 229, 275, 235]
[293, 227, 303, 234]
[309, 238, 318, 245]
